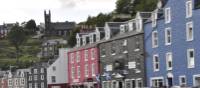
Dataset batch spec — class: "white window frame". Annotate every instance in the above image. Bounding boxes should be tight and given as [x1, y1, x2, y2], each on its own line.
[166, 52, 173, 70]
[186, 0, 193, 18]
[193, 74, 200, 87]
[165, 7, 171, 23]
[187, 49, 195, 68]
[71, 53, 74, 63]
[152, 11, 158, 27]
[150, 77, 164, 87]
[91, 48, 95, 60]
[165, 28, 172, 45]
[41, 68, 44, 73]
[186, 22, 194, 41]
[71, 66, 75, 79]
[84, 50, 88, 61]
[76, 51, 80, 62]
[77, 66, 81, 78]
[153, 54, 159, 71]
[92, 63, 95, 77]
[41, 82, 45, 88]
[41, 75, 44, 80]
[34, 69, 38, 74]
[152, 31, 158, 48]
[34, 75, 37, 81]
[85, 64, 88, 77]
[179, 75, 187, 86]
[29, 83, 32, 88]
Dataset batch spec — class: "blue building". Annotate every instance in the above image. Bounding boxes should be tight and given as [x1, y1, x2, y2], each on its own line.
[144, 0, 200, 87]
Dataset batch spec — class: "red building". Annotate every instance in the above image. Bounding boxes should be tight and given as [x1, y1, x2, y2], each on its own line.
[0, 77, 8, 88]
[68, 28, 103, 88]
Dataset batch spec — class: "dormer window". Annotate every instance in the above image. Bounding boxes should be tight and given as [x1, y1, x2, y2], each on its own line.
[128, 22, 133, 31]
[96, 32, 100, 41]
[165, 7, 171, 23]
[120, 25, 125, 33]
[89, 34, 94, 44]
[136, 18, 142, 32]
[194, 0, 200, 9]
[152, 11, 158, 27]
[82, 36, 86, 46]
[186, 0, 192, 18]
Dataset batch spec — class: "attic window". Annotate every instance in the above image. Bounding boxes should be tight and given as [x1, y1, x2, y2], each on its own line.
[195, 0, 200, 9]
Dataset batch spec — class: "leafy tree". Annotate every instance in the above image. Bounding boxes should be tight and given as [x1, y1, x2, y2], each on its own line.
[7, 24, 27, 62]
[24, 19, 37, 35]
[116, 0, 158, 16]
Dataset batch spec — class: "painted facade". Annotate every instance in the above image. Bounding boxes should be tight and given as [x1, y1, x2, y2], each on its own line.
[47, 48, 69, 88]
[144, 0, 200, 87]
[99, 12, 151, 88]
[68, 28, 103, 88]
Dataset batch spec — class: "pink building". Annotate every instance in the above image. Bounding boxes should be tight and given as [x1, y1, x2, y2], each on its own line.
[68, 28, 104, 88]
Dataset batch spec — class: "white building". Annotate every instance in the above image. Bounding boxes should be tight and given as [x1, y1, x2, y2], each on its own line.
[47, 48, 69, 88]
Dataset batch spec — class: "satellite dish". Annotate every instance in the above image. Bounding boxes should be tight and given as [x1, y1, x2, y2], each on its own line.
[157, 0, 163, 9]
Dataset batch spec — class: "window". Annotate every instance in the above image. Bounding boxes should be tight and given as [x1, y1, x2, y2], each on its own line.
[52, 66, 56, 71]
[92, 63, 95, 76]
[35, 83, 38, 88]
[123, 40, 127, 46]
[29, 83, 32, 88]
[91, 49, 95, 60]
[84, 50, 88, 61]
[101, 48, 106, 57]
[51, 76, 56, 83]
[41, 82, 45, 88]
[166, 52, 173, 70]
[165, 28, 172, 45]
[152, 11, 157, 27]
[186, 22, 193, 41]
[136, 79, 143, 87]
[77, 66, 80, 78]
[76, 52, 80, 62]
[186, 0, 192, 18]
[152, 31, 158, 48]
[85, 64, 88, 77]
[194, 0, 200, 9]
[111, 43, 116, 55]
[34, 75, 38, 81]
[165, 8, 171, 23]
[29, 76, 32, 81]
[70, 53, 74, 63]
[153, 54, 159, 71]
[34, 69, 38, 74]
[106, 65, 113, 71]
[179, 76, 187, 87]
[41, 68, 44, 73]
[187, 49, 195, 68]
[125, 80, 131, 88]
[151, 78, 164, 87]
[71, 66, 75, 79]
[41, 75, 44, 80]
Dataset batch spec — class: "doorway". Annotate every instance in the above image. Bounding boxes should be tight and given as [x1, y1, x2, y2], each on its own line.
[167, 77, 173, 87]
[119, 81, 123, 88]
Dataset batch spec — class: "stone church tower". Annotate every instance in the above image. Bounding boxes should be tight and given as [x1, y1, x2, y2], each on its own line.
[44, 10, 51, 35]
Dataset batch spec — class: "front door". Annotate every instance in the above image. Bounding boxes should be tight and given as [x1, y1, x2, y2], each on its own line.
[167, 77, 173, 87]
[132, 80, 136, 88]
[119, 81, 123, 88]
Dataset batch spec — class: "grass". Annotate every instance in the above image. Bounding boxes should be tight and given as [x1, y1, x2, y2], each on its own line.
[0, 38, 41, 69]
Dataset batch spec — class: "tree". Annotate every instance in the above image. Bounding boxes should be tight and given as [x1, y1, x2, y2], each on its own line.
[8, 24, 27, 62]
[67, 28, 80, 47]
[24, 19, 37, 35]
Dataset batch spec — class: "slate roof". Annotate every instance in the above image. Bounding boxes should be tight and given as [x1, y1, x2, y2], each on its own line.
[51, 22, 76, 30]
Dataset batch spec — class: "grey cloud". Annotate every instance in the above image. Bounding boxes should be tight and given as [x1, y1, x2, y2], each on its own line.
[58, 0, 77, 8]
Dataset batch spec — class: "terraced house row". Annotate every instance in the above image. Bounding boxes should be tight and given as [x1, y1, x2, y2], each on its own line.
[68, 0, 200, 88]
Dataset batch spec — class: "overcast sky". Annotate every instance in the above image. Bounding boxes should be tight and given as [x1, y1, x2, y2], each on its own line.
[0, 0, 117, 25]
